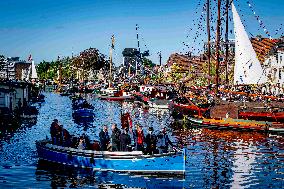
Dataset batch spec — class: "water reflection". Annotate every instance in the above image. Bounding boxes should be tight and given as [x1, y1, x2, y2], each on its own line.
[35, 160, 185, 189]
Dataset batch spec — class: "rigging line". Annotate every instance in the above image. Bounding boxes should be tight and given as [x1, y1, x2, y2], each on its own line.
[182, 0, 207, 50]
[247, 0, 271, 38]
[187, 1, 208, 53]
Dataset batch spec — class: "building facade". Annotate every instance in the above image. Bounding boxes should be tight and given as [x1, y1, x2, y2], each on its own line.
[0, 57, 31, 80]
[263, 50, 284, 85]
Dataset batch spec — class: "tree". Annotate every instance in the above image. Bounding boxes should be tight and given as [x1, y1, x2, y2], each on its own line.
[142, 57, 155, 68]
[72, 48, 107, 71]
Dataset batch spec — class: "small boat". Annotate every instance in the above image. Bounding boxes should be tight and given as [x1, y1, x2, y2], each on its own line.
[73, 108, 94, 118]
[148, 99, 170, 109]
[99, 95, 134, 101]
[187, 116, 284, 133]
[36, 140, 186, 175]
[99, 90, 134, 101]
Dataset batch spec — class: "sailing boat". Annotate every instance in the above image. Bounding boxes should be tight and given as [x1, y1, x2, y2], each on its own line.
[181, 2, 284, 132]
[232, 3, 267, 85]
[99, 35, 134, 101]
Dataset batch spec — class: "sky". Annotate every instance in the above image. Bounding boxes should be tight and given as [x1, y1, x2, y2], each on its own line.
[0, 0, 283, 66]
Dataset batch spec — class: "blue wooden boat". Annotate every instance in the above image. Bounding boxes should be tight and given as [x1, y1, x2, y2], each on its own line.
[72, 108, 94, 118]
[36, 140, 186, 175]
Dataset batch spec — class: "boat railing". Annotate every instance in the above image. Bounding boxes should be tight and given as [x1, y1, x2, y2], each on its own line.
[37, 140, 180, 158]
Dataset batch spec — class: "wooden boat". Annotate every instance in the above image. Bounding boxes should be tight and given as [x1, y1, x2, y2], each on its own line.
[36, 140, 186, 175]
[169, 96, 208, 118]
[99, 90, 134, 101]
[187, 116, 284, 133]
[239, 110, 284, 123]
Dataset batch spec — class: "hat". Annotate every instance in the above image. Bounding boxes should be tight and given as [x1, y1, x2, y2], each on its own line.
[53, 119, 58, 122]
[148, 127, 154, 131]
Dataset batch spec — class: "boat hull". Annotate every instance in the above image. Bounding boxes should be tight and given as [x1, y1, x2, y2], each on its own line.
[187, 117, 284, 133]
[36, 140, 185, 175]
[73, 109, 94, 118]
[99, 96, 134, 101]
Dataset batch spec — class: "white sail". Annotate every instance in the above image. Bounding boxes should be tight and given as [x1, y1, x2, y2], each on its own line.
[232, 3, 267, 85]
[30, 60, 38, 79]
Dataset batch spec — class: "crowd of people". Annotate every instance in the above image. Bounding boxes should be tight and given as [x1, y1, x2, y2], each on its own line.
[50, 119, 175, 155]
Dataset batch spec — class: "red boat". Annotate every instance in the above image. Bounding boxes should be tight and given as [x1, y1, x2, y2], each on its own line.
[99, 90, 134, 101]
[169, 96, 208, 118]
[239, 110, 284, 123]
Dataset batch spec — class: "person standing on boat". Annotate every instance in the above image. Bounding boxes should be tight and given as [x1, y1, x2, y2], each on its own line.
[157, 127, 174, 153]
[133, 124, 145, 151]
[50, 119, 60, 145]
[145, 127, 157, 155]
[120, 127, 131, 151]
[99, 125, 110, 151]
[111, 123, 121, 151]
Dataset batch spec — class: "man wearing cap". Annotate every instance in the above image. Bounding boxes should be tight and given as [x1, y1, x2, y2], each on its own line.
[111, 123, 121, 151]
[120, 127, 131, 151]
[157, 127, 174, 153]
[145, 127, 157, 155]
[50, 119, 60, 145]
[99, 125, 110, 151]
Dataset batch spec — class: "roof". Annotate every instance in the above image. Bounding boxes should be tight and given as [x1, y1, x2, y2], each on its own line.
[251, 37, 279, 63]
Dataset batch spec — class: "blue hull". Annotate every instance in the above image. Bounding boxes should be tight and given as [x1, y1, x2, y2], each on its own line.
[73, 108, 94, 118]
[36, 140, 185, 175]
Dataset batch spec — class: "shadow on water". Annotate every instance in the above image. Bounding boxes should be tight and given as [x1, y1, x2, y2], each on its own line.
[35, 160, 185, 189]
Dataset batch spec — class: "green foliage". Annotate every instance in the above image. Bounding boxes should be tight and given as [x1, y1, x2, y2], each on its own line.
[142, 57, 155, 68]
[36, 48, 108, 80]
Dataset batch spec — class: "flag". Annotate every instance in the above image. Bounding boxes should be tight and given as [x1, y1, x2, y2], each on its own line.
[28, 54, 33, 62]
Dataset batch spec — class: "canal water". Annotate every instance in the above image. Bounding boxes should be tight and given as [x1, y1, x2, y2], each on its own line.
[0, 93, 283, 188]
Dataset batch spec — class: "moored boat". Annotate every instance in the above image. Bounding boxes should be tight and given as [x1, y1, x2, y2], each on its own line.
[187, 116, 284, 133]
[72, 108, 94, 118]
[36, 140, 186, 175]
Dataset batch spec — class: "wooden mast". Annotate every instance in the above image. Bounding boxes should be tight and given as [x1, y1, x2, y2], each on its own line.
[215, 0, 221, 93]
[58, 56, 62, 87]
[225, 0, 229, 85]
[109, 35, 115, 88]
[136, 24, 140, 76]
[207, 0, 211, 85]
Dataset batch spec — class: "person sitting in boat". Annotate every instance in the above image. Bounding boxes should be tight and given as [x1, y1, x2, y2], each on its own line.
[82, 133, 91, 149]
[157, 127, 174, 154]
[50, 119, 60, 145]
[77, 136, 86, 150]
[60, 125, 71, 147]
[111, 123, 121, 151]
[99, 125, 110, 151]
[133, 124, 145, 151]
[120, 127, 131, 151]
[145, 127, 157, 155]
